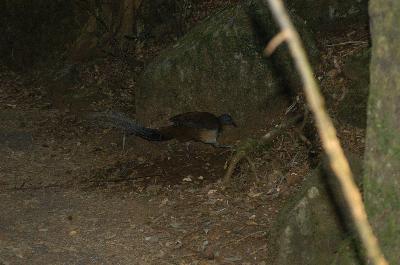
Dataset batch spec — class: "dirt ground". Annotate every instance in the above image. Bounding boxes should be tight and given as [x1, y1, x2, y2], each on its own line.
[0, 67, 291, 265]
[0, 19, 368, 265]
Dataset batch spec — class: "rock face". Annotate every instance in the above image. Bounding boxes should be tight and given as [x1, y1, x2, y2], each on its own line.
[136, 0, 318, 128]
[273, 153, 364, 265]
[135, 0, 188, 41]
[337, 49, 370, 128]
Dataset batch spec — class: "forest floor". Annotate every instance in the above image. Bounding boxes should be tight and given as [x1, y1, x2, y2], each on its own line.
[0, 14, 368, 265]
[0, 65, 291, 265]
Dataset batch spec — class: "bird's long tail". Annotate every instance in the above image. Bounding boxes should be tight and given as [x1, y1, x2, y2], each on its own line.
[87, 112, 171, 141]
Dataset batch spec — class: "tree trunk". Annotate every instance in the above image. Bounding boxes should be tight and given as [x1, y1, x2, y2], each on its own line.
[69, 0, 142, 61]
[115, 0, 142, 49]
[365, 0, 400, 263]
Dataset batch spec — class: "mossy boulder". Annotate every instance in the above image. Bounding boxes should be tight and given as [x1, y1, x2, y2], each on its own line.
[272, 153, 364, 265]
[136, 0, 318, 128]
[286, 0, 368, 31]
[338, 48, 370, 128]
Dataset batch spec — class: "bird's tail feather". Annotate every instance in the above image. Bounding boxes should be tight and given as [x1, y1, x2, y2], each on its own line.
[87, 112, 170, 141]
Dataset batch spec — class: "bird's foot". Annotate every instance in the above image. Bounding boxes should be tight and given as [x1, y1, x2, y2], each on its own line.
[212, 143, 233, 149]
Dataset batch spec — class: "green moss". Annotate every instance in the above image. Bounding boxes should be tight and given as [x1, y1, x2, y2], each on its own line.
[331, 238, 362, 265]
[271, 165, 361, 265]
[365, 179, 400, 263]
[374, 114, 400, 158]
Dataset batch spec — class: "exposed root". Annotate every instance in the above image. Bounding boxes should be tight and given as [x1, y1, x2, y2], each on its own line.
[223, 114, 303, 186]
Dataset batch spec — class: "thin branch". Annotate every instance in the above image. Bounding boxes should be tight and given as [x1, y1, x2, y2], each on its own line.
[223, 150, 246, 185]
[264, 1, 388, 264]
[264, 29, 290, 55]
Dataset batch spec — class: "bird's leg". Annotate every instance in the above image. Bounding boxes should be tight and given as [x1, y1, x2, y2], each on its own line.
[166, 143, 174, 154]
[122, 133, 126, 151]
[185, 142, 191, 158]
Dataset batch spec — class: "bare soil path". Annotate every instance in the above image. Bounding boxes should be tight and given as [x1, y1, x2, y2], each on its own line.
[0, 66, 283, 265]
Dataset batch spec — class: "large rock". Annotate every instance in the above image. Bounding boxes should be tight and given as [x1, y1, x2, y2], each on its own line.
[272, 153, 364, 265]
[286, 0, 368, 31]
[136, 0, 318, 128]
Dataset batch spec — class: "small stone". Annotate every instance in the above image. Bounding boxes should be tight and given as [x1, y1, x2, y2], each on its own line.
[156, 250, 165, 258]
[145, 236, 159, 242]
[224, 256, 242, 262]
[207, 189, 217, 195]
[202, 246, 215, 260]
[159, 198, 169, 207]
[173, 240, 183, 249]
[327, 69, 338, 78]
[170, 222, 181, 229]
[308, 186, 320, 199]
[182, 175, 192, 182]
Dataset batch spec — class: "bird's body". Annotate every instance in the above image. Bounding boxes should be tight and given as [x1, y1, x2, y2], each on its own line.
[89, 111, 236, 147]
[170, 112, 222, 130]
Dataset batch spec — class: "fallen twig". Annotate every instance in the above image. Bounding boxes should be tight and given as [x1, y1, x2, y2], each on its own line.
[326, 40, 369, 47]
[220, 230, 266, 248]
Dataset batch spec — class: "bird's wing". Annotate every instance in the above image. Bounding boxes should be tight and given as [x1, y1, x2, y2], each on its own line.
[169, 112, 219, 130]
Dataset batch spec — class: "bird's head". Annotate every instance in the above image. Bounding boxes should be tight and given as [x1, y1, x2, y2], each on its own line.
[218, 114, 237, 127]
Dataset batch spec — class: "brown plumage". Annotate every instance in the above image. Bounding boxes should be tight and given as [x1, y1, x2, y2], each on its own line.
[89, 111, 237, 147]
